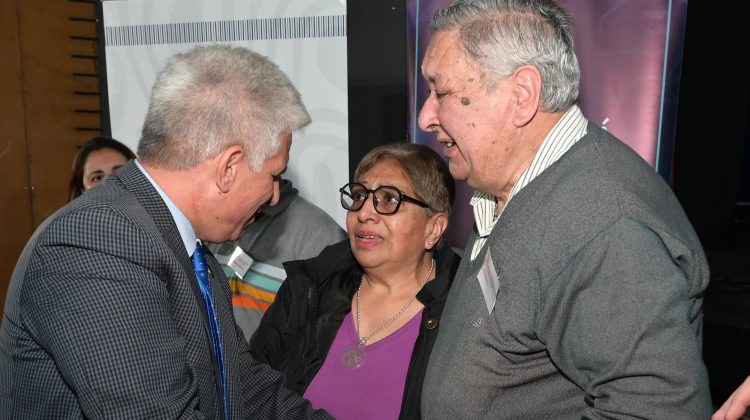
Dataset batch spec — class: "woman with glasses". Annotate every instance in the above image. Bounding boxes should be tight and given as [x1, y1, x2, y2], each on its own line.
[249, 143, 460, 420]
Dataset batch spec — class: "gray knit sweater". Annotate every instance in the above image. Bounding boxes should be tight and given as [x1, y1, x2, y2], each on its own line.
[422, 123, 712, 419]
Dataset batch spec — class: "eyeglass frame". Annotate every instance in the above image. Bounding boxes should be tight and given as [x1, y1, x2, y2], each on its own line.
[339, 182, 430, 215]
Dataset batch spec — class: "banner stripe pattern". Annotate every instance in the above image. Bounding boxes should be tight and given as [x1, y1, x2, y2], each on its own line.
[105, 15, 346, 46]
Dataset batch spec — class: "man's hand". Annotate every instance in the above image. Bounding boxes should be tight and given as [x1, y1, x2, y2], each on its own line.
[713, 375, 750, 420]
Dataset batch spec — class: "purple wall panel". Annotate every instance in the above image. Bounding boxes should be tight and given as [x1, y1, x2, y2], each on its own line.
[559, 0, 688, 167]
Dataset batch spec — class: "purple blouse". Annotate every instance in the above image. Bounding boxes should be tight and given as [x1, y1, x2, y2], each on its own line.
[303, 309, 423, 420]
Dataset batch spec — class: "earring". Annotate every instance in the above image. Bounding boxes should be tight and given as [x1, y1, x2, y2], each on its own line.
[427, 240, 434, 244]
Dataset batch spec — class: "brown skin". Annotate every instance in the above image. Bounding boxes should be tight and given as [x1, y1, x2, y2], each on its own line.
[418, 28, 564, 210]
[142, 133, 291, 244]
[713, 375, 750, 420]
[347, 159, 448, 345]
[82, 148, 130, 191]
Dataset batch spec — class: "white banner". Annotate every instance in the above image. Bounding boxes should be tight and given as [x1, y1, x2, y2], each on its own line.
[102, 0, 349, 227]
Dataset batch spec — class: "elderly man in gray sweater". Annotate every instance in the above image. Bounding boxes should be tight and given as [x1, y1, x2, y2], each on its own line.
[417, 0, 712, 418]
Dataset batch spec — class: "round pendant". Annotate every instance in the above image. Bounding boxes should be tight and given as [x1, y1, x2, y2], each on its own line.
[341, 344, 366, 369]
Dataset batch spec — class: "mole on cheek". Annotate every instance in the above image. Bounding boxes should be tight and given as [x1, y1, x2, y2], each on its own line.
[460, 97, 471, 106]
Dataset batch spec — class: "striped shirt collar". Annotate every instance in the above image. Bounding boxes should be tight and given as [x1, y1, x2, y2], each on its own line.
[469, 105, 588, 259]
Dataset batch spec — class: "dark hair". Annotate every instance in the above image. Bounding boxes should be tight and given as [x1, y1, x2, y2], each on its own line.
[69, 136, 136, 201]
[354, 143, 455, 215]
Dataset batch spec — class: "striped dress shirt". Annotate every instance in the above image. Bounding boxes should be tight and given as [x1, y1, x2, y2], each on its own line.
[470, 105, 588, 260]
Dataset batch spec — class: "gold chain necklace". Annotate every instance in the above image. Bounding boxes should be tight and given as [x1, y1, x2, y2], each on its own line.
[341, 258, 435, 369]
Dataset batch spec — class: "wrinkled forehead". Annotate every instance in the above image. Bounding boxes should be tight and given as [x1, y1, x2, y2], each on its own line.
[421, 29, 471, 83]
[357, 159, 418, 191]
[358, 158, 406, 181]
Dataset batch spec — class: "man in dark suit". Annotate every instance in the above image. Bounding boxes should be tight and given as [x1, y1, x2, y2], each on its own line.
[0, 45, 330, 419]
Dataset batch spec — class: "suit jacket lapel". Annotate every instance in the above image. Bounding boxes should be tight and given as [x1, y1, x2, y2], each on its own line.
[113, 162, 202, 303]
[112, 161, 220, 417]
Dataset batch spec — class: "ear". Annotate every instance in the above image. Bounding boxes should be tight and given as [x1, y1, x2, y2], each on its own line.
[215, 145, 246, 194]
[511, 65, 542, 127]
[424, 212, 449, 250]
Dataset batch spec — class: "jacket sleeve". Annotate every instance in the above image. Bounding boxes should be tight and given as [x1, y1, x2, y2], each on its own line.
[248, 266, 302, 372]
[205, 250, 330, 419]
[538, 217, 712, 419]
[236, 332, 330, 419]
[21, 205, 330, 420]
[250, 240, 352, 370]
[20, 207, 204, 419]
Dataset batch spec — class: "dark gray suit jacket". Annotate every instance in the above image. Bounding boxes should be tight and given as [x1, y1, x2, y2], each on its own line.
[0, 161, 330, 419]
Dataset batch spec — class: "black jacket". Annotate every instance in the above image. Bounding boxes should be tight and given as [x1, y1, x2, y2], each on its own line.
[249, 240, 461, 419]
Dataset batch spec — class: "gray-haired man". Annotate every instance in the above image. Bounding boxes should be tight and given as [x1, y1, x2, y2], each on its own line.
[418, 0, 712, 418]
[1, 45, 330, 419]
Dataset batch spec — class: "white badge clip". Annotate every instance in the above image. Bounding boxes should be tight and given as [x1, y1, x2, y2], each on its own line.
[477, 249, 500, 314]
[225, 246, 254, 279]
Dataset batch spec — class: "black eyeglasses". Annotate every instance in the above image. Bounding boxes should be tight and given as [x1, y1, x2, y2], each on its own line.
[339, 182, 430, 215]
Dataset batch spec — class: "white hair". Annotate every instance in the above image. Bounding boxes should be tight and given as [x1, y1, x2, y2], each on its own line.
[138, 45, 310, 170]
[431, 0, 580, 112]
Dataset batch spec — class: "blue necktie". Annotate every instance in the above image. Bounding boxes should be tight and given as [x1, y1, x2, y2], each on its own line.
[192, 241, 230, 420]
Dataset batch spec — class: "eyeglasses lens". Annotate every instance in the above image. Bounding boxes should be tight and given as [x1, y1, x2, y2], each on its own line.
[341, 183, 365, 210]
[373, 187, 400, 214]
[340, 183, 403, 215]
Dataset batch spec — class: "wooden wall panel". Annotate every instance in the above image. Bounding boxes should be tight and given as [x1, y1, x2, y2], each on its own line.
[0, 0, 34, 306]
[18, 0, 101, 226]
[1, 0, 101, 312]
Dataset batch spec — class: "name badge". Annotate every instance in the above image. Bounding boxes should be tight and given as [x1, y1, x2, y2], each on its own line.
[215, 246, 254, 279]
[476, 249, 500, 314]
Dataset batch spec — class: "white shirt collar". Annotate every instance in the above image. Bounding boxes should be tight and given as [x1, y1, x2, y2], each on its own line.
[469, 105, 588, 259]
[134, 160, 197, 256]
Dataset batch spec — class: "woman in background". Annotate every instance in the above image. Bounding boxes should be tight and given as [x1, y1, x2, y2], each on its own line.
[250, 143, 460, 420]
[69, 136, 136, 200]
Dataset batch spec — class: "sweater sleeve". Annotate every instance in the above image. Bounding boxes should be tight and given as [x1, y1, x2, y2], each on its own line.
[537, 217, 712, 419]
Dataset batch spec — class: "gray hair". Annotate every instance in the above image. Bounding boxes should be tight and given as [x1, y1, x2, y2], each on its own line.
[354, 143, 455, 216]
[430, 0, 580, 112]
[138, 45, 311, 171]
